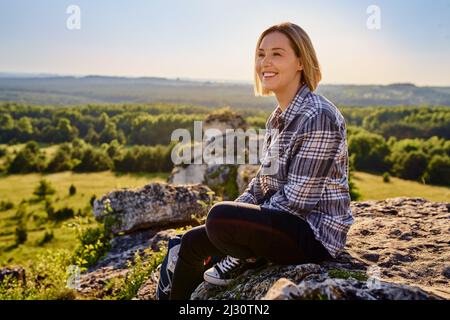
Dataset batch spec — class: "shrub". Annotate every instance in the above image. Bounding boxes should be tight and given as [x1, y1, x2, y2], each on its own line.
[382, 172, 390, 183]
[72, 226, 110, 272]
[14, 221, 27, 245]
[89, 194, 97, 207]
[0, 200, 14, 211]
[46, 205, 75, 222]
[0, 249, 76, 300]
[69, 184, 77, 196]
[106, 249, 166, 300]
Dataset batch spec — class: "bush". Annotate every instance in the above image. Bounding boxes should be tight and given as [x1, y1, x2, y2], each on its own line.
[0, 249, 76, 300]
[15, 221, 27, 245]
[106, 249, 166, 300]
[69, 184, 76, 196]
[382, 172, 390, 183]
[46, 205, 75, 222]
[72, 226, 110, 272]
[89, 195, 97, 207]
[0, 200, 14, 211]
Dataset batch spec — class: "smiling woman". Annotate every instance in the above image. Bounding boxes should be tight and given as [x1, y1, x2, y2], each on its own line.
[166, 22, 353, 300]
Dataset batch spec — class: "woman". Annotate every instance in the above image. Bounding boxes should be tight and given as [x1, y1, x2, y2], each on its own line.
[169, 22, 354, 300]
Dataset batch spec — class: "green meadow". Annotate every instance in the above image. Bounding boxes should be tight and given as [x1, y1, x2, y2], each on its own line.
[0, 171, 169, 267]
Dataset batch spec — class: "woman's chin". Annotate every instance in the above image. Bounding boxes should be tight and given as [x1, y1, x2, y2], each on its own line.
[262, 83, 278, 92]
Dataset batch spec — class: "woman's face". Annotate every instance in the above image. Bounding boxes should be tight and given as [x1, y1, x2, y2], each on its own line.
[256, 31, 303, 93]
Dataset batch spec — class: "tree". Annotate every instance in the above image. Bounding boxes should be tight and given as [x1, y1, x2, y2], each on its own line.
[423, 155, 450, 186]
[393, 150, 428, 181]
[46, 143, 74, 172]
[348, 131, 390, 172]
[33, 179, 56, 200]
[73, 147, 112, 172]
[8, 141, 46, 173]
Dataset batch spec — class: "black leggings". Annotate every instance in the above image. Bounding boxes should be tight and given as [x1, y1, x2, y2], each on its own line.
[169, 201, 332, 300]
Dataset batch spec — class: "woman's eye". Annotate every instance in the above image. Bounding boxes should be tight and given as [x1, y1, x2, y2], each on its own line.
[274, 53, 281, 56]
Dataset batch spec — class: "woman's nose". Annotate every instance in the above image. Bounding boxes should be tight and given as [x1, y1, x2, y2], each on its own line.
[262, 55, 272, 66]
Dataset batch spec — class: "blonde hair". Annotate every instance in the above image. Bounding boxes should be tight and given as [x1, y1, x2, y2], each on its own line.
[254, 22, 322, 96]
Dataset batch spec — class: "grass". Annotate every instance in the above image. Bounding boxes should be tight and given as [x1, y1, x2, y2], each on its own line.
[353, 171, 450, 202]
[0, 171, 169, 267]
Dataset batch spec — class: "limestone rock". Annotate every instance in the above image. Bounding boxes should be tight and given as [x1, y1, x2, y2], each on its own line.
[167, 164, 208, 185]
[263, 274, 441, 300]
[93, 182, 217, 235]
[79, 197, 448, 300]
[236, 164, 259, 194]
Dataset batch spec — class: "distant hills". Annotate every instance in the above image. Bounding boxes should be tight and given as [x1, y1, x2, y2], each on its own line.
[0, 74, 449, 108]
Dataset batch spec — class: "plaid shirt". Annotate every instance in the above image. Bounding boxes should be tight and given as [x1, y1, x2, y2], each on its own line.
[235, 84, 354, 258]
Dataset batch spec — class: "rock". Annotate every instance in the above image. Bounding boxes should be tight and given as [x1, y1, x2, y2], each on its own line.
[167, 164, 208, 185]
[167, 109, 263, 200]
[79, 196, 449, 300]
[205, 165, 239, 200]
[191, 264, 323, 300]
[346, 197, 449, 298]
[93, 182, 217, 235]
[263, 275, 440, 300]
[0, 267, 26, 285]
[191, 263, 441, 300]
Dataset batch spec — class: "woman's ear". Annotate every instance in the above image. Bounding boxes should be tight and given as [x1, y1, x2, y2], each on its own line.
[297, 60, 303, 71]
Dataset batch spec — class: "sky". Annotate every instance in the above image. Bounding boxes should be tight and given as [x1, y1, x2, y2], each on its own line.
[0, 0, 449, 86]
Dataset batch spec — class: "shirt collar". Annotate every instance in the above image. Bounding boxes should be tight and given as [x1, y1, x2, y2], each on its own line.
[270, 83, 311, 129]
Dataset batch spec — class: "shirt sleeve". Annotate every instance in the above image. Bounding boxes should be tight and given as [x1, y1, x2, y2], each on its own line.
[266, 112, 343, 216]
[234, 175, 260, 204]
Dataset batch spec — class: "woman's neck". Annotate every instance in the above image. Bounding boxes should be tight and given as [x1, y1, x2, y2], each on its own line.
[274, 81, 303, 112]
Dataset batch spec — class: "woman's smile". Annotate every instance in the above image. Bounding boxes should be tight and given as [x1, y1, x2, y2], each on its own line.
[262, 71, 278, 80]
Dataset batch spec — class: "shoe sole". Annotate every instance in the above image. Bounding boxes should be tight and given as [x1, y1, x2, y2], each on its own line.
[203, 272, 234, 286]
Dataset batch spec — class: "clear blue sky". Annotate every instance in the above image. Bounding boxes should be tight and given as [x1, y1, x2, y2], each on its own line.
[1, 0, 449, 85]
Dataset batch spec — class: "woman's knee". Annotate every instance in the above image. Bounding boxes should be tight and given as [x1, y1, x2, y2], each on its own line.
[205, 201, 234, 231]
[178, 227, 204, 257]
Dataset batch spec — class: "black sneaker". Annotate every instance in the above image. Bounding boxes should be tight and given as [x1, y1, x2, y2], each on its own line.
[203, 255, 268, 286]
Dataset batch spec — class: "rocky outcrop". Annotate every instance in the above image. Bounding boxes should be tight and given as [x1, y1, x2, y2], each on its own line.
[80, 196, 449, 300]
[191, 263, 441, 300]
[92, 183, 217, 235]
[167, 109, 262, 200]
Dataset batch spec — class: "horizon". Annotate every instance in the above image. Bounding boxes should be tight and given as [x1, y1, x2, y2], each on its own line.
[1, 71, 448, 88]
[1, 0, 449, 86]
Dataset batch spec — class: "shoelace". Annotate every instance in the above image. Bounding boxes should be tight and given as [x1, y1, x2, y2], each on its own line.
[216, 256, 240, 273]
